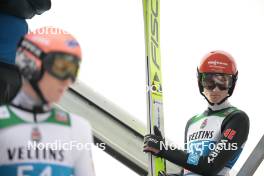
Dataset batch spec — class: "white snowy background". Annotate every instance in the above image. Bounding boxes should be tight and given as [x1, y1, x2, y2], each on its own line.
[29, 0, 264, 175]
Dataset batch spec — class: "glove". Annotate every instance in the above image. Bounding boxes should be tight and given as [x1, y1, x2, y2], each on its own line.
[158, 171, 181, 176]
[143, 126, 165, 156]
[158, 171, 168, 176]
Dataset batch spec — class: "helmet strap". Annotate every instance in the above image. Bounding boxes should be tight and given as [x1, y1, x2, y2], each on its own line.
[203, 93, 230, 106]
[28, 66, 48, 105]
[29, 79, 48, 105]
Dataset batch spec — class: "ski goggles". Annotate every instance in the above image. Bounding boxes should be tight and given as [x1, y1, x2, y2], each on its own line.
[43, 52, 80, 82]
[200, 73, 233, 91]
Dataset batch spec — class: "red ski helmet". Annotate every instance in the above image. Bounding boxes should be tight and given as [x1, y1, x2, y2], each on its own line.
[197, 51, 238, 104]
[16, 26, 82, 103]
[198, 50, 237, 75]
[16, 26, 82, 82]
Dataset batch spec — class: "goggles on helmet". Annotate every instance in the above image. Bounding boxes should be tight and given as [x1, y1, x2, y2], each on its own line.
[201, 73, 233, 91]
[43, 52, 80, 82]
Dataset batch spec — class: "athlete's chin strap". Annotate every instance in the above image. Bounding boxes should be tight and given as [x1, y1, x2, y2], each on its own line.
[204, 94, 229, 106]
[11, 83, 50, 113]
[29, 79, 48, 105]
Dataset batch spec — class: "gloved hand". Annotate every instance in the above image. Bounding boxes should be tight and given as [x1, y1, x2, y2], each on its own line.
[158, 171, 181, 176]
[159, 171, 182, 176]
[143, 126, 165, 156]
[158, 171, 168, 176]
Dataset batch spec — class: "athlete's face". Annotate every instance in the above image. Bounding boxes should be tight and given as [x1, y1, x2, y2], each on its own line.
[38, 72, 73, 103]
[203, 87, 229, 104]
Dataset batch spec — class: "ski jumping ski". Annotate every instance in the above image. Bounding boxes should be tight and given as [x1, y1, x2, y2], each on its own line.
[142, 0, 166, 175]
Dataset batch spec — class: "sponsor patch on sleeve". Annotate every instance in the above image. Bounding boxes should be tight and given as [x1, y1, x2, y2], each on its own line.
[224, 128, 237, 140]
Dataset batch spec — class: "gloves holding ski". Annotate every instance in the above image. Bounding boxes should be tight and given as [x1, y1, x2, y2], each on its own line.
[143, 126, 165, 156]
[159, 172, 181, 176]
[158, 171, 168, 176]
